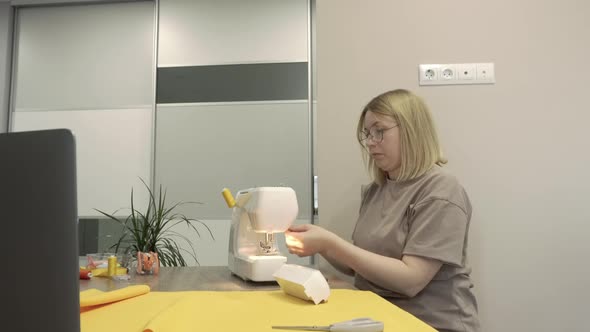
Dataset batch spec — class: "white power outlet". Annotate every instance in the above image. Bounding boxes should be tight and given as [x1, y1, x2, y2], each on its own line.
[419, 64, 439, 81]
[440, 66, 456, 80]
[419, 62, 495, 85]
[425, 69, 436, 80]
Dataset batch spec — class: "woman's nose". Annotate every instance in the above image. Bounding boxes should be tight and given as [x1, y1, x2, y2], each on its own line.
[365, 138, 377, 147]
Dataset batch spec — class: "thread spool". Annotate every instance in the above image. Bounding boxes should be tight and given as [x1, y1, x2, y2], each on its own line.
[221, 188, 236, 208]
[107, 255, 117, 276]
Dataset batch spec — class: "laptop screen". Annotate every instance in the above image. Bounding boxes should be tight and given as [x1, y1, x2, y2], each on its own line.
[0, 129, 80, 331]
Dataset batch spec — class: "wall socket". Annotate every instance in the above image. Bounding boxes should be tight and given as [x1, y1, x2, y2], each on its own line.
[441, 65, 456, 80]
[419, 63, 495, 85]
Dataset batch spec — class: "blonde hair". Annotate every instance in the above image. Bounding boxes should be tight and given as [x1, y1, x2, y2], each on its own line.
[356, 89, 447, 184]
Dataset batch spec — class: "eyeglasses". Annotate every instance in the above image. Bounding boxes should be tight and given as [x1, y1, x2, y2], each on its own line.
[359, 125, 398, 144]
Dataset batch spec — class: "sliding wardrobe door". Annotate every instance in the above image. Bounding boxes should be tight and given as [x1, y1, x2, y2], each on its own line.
[10, 1, 156, 217]
[155, 0, 312, 266]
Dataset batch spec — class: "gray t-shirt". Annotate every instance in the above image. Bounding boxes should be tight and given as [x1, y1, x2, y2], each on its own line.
[352, 166, 480, 332]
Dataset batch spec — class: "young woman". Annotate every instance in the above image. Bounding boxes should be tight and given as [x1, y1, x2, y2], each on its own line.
[286, 89, 480, 332]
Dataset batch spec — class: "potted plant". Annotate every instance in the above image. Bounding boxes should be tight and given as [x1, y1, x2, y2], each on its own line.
[95, 179, 213, 269]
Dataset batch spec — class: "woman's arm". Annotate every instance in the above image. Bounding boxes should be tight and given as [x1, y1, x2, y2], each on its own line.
[320, 254, 355, 276]
[324, 235, 442, 297]
[286, 224, 442, 297]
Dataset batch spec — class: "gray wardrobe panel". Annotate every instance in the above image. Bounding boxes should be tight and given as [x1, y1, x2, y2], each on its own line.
[158, 0, 308, 66]
[155, 102, 311, 220]
[157, 62, 308, 103]
[14, 2, 154, 111]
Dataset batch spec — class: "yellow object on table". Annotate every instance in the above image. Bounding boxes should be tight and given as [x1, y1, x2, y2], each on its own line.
[80, 289, 436, 332]
[80, 285, 150, 308]
[85, 267, 128, 277]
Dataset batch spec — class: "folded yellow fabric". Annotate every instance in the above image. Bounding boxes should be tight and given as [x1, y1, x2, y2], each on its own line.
[86, 267, 128, 277]
[81, 292, 185, 332]
[80, 289, 436, 332]
[80, 285, 150, 308]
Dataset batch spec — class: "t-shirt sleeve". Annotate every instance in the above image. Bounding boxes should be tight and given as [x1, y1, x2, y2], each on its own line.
[402, 198, 469, 267]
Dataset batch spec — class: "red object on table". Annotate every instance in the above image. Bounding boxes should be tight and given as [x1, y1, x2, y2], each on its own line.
[79, 269, 93, 280]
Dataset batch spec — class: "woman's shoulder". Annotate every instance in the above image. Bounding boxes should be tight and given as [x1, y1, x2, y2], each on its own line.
[415, 166, 470, 208]
[422, 166, 463, 190]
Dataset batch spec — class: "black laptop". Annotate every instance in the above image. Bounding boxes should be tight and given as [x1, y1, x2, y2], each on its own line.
[0, 129, 80, 331]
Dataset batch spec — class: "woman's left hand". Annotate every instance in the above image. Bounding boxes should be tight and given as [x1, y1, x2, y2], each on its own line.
[285, 224, 335, 257]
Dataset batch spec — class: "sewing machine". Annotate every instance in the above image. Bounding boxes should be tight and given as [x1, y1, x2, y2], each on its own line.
[222, 187, 298, 282]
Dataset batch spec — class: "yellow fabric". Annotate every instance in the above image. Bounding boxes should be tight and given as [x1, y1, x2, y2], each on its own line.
[80, 289, 436, 332]
[86, 267, 128, 277]
[80, 285, 151, 307]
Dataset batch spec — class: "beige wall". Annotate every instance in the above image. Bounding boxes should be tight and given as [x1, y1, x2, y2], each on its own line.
[316, 1, 590, 331]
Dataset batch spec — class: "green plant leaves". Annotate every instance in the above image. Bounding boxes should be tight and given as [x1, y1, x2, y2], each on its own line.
[94, 178, 214, 267]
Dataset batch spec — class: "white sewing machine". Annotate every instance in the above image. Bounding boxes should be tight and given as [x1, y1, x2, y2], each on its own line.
[222, 187, 298, 282]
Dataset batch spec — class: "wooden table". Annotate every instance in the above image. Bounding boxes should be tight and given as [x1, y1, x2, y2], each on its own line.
[80, 266, 354, 292]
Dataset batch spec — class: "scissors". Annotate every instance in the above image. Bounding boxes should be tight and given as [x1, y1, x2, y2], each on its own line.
[272, 317, 384, 332]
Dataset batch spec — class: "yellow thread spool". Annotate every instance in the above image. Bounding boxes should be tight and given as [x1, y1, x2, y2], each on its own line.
[107, 255, 117, 276]
[221, 188, 236, 208]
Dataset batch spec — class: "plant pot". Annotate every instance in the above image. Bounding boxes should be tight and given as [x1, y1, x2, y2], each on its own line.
[136, 251, 160, 275]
